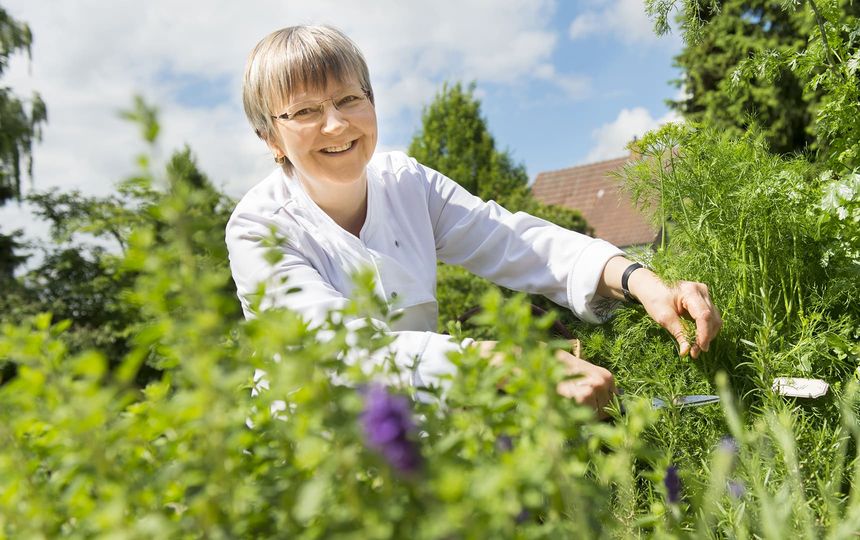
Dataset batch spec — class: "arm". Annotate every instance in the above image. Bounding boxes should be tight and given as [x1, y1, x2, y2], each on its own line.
[225, 209, 468, 394]
[421, 160, 723, 359]
[597, 256, 723, 359]
[423, 164, 624, 324]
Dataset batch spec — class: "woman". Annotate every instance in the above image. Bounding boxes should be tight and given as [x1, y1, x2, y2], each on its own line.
[227, 25, 722, 414]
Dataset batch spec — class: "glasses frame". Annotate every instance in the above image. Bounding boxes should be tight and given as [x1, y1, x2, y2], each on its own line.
[271, 87, 372, 124]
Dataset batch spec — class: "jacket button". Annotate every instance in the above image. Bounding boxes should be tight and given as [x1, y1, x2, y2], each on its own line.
[391, 291, 398, 299]
[394, 240, 399, 247]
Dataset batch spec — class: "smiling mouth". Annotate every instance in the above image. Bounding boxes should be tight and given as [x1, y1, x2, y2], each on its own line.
[321, 140, 355, 154]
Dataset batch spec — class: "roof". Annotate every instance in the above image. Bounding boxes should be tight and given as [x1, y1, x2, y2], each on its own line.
[531, 154, 659, 249]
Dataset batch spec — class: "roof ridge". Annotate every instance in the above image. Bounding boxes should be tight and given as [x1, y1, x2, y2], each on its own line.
[535, 153, 632, 178]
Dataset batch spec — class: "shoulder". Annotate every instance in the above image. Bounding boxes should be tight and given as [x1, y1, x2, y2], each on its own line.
[226, 167, 300, 244]
[230, 167, 293, 220]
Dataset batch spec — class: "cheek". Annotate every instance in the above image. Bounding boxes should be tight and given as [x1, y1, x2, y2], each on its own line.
[364, 114, 379, 148]
[278, 133, 308, 162]
[264, 130, 288, 156]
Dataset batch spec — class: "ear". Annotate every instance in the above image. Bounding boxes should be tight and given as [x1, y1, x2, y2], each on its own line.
[259, 129, 286, 161]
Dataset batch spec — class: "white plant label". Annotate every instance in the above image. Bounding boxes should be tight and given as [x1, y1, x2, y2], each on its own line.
[772, 377, 829, 398]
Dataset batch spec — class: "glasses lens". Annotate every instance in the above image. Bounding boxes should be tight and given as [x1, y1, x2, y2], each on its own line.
[284, 102, 323, 124]
[334, 89, 368, 112]
[279, 87, 369, 125]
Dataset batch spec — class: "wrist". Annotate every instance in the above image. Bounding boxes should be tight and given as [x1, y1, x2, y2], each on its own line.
[621, 262, 644, 303]
[626, 265, 662, 305]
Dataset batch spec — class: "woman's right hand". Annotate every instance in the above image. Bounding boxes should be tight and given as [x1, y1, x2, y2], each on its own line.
[475, 340, 617, 418]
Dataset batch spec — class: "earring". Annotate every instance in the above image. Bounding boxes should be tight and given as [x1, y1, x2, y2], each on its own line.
[274, 155, 286, 164]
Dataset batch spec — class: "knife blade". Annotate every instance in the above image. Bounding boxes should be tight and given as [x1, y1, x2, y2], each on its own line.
[651, 394, 720, 409]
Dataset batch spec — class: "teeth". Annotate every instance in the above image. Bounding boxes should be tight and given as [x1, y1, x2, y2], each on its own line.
[322, 141, 353, 153]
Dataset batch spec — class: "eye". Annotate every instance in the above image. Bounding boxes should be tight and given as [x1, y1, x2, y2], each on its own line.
[290, 107, 315, 118]
[337, 94, 363, 107]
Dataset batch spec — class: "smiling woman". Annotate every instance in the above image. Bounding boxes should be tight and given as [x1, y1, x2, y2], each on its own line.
[226, 25, 723, 416]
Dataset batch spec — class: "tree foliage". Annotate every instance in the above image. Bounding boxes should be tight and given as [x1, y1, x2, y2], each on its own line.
[408, 81, 589, 233]
[0, 6, 47, 281]
[0, 98, 238, 381]
[0, 6, 46, 203]
[666, 0, 860, 159]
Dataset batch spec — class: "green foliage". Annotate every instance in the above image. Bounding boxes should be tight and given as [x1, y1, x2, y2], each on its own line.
[658, 0, 860, 162]
[408, 81, 588, 232]
[0, 6, 46, 285]
[409, 81, 506, 201]
[0, 6, 46, 203]
[1, 1, 860, 535]
[1, 99, 238, 378]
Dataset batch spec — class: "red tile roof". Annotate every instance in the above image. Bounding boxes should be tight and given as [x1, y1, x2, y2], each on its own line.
[531, 154, 659, 248]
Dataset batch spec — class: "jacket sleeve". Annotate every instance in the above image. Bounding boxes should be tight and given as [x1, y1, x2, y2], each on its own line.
[225, 208, 468, 395]
[422, 162, 624, 324]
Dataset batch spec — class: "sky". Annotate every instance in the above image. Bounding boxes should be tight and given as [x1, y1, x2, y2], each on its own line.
[2, 0, 683, 243]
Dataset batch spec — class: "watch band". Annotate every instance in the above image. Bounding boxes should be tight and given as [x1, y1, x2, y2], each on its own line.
[621, 262, 644, 304]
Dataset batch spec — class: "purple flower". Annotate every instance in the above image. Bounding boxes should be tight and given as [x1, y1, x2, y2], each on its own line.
[727, 479, 745, 499]
[719, 436, 739, 456]
[515, 508, 531, 524]
[664, 465, 682, 504]
[495, 435, 514, 453]
[360, 384, 422, 474]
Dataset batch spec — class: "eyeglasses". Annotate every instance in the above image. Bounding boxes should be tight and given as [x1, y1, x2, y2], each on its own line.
[272, 87, 372, 127]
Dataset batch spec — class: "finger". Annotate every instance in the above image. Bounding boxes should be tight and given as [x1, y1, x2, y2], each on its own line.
[555, 351, 591, 375]
[680, 284, 722, 353]
[656, 309, 691, 357]
[592, 384, 611, 419]
[557, 380, 598, 411]
[558, 380, 584, 402]
[585, 370, 615, 414]
[567, 338, 582, 358]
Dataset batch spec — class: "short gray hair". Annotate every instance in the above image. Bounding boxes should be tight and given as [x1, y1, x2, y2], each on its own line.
[242, 25, 374, 156]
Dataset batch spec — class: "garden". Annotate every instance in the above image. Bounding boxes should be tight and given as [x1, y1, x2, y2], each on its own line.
[1, 1, 859, 538]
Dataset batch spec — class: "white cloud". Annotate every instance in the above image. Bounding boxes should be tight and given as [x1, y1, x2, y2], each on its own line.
[2, 0, 588, 210]
[569, 0, 665, 45]
[534, 63, 590, 99]
[585, 106, 681, 162]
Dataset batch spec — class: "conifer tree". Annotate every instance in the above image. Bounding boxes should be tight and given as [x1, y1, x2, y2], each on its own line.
[408, 82, 589, 234]
[670, 0, 860, 156]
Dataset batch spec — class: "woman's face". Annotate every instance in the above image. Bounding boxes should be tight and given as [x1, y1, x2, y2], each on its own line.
[269, 78, 377, 187]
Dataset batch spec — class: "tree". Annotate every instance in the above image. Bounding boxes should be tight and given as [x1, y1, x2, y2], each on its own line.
[0, 98, 238, 384]
[14, 144, 238, 370]
[0, 6, 47, 280]
[409, 82, 589, 233]
[408, 82, 590, 329]
[1, 6, 47, 203]
[669, 0, 860, 157]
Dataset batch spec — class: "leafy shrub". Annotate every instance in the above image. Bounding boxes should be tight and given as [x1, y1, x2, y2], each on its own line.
[1, 114, 860, 537]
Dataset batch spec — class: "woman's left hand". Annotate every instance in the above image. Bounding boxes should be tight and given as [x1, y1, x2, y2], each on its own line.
[632, 275, 723, 359]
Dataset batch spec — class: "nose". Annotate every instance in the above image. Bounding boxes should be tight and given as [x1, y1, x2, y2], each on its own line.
[320, 99, 348, 135]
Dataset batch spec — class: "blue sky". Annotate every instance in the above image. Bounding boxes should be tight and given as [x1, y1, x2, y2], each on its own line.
[492, 1, 682, 174]
[3, 0, 683, 207]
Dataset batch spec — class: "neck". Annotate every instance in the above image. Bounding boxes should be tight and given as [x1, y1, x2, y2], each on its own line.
[298, 172, 368, 238]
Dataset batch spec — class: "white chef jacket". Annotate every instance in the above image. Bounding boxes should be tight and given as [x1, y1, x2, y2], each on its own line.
[226, 151, 623, 391]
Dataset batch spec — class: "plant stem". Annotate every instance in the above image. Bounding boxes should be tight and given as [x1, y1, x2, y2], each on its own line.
[806, 0, 837, 70]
